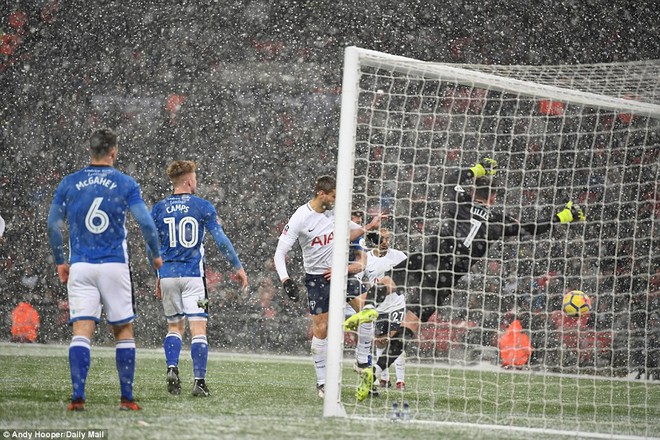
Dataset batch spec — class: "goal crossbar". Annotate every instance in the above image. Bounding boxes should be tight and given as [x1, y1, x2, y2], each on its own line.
[355, 47, 660, 118]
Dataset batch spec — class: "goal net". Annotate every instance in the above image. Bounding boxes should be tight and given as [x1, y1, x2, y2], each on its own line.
[324, 47, 660, 439]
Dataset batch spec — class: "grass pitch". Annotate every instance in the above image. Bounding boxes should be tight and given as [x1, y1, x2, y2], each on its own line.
[1, 343, 658, 440]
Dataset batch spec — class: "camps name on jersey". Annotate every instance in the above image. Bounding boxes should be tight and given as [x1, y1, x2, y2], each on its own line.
[75, 175, 118, 191]
[166, 204, 190, 214]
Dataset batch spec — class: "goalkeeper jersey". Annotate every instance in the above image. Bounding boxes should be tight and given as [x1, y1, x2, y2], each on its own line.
[431, 167, 555, 276]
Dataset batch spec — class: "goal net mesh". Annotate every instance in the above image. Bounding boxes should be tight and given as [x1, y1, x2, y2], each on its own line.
[337, 48, 660, 438]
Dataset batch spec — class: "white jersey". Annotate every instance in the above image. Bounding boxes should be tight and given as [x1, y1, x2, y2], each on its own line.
[363, 249, 407, 285]
[274, 203, 335, 279]
[377, 291, 406, 314]
[357, 248, 407, 314]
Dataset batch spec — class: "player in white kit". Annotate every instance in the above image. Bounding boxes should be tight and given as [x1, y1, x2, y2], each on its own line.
[273, 176, 377, 397]
[361, 228, 408, 390]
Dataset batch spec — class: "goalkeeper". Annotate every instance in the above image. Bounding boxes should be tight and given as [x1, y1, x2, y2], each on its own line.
[356, 157, 585, 401]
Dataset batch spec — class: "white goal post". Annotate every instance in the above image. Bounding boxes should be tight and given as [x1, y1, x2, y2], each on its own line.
[324, 46, 660, 439]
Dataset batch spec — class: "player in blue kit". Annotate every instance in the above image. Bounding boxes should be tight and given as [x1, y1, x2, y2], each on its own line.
[47, 128, 163, 411]
[151, 160, 248, 397]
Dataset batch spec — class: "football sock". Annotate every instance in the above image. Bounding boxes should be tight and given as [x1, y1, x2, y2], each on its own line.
[191, 335, 208, 379]
[116, 339, 136, 401]
[376, 347, 389, 381]
[69, 336, 91, 401]
[311, 336, 327, 385]
[394, 353, 405, 383]
[164, 332, 182, 368]
[356, 321, 374, 366]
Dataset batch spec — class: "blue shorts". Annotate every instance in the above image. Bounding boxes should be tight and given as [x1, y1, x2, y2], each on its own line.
[305, 274, 330, 315]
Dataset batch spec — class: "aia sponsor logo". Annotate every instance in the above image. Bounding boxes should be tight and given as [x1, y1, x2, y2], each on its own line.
[311, 232, 333, 247]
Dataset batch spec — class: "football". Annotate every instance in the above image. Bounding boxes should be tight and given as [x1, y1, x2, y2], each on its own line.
[562, 290, 591, 317]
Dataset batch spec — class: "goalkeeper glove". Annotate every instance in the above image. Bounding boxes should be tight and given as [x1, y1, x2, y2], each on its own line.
[282, 278, 300, 302]
[470, 157, 498, 178]
[556, 201, 585, 223]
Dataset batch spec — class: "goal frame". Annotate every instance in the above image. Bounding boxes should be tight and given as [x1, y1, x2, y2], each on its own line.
[323, 45, 660, 420]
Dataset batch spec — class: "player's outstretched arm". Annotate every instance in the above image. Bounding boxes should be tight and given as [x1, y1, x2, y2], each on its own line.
[349, 213, 387, 241]
[555, 201, 586, 223]
[447, 157, 498, 191]
[469, 157, 498, 178]
[508, 200, 586, 237]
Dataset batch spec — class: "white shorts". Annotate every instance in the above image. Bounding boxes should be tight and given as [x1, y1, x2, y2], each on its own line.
[160, 277, 208, 323]
[67, 262, 134, 325]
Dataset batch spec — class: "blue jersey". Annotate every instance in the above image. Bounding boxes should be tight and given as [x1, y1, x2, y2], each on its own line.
[151, 193, 242, 278]
[48, 165, 159, 265]
[349, 236, 366, 263]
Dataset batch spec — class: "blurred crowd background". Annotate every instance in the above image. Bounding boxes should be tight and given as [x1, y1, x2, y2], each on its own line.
[0, 0, 658, 375]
